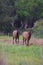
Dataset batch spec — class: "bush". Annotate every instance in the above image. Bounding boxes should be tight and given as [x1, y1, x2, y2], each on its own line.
[32, 19, 43, 38]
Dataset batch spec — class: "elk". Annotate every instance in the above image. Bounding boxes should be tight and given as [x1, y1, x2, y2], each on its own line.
[12, 29, 19, 44]
[22, 28, 32, 46]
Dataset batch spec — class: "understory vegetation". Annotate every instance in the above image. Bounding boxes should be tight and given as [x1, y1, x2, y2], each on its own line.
[32, 19, 43, 38]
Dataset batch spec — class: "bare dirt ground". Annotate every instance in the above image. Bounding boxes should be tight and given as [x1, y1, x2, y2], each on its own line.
[0, 38, 43, 47]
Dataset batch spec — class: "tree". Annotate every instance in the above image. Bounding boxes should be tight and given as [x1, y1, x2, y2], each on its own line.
[0, 0, 43, 33]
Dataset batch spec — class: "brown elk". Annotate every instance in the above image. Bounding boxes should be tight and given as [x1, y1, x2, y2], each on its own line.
[22, 28, 32, 46]
[12, 29, 19, 44]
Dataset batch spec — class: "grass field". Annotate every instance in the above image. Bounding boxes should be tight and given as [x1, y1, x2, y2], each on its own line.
[0, 42, 43, 65]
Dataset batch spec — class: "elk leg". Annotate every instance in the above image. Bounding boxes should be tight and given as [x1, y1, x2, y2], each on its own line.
[25, 39, 26, 44]
[27, 39, 29, 46]
[13, 37, 14, 44]
[15, 39, 17, 44]
[18, 37, 19, 44]
[27, 35, 31, 46]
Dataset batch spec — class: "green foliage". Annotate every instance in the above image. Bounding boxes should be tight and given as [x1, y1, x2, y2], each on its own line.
[0, 0, 43, 33]
[15, 0, 43, 19]
[32, 19, 43, 38]
[0, 0, 43, 22]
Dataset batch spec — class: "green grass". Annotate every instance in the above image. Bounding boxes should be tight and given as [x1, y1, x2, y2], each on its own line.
[0, 35, 12, 39]
[0, 42, 43, 65]
[0, 35, 22, 40]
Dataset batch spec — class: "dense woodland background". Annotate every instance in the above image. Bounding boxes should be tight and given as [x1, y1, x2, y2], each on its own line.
[0, 0, 43, 35]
